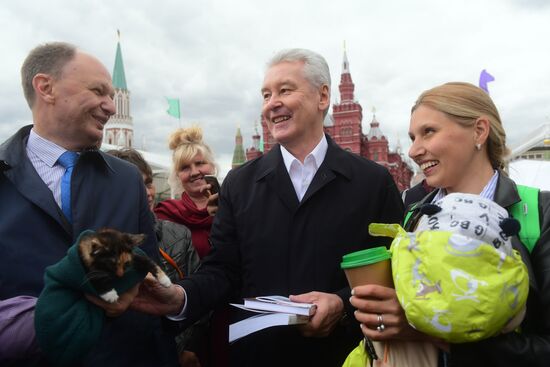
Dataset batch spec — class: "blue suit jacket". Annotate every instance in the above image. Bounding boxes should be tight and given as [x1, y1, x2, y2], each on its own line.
[0, 125, 178, 366]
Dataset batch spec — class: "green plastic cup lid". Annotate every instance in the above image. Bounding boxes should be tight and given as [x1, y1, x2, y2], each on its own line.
[340, 246, 391, 269]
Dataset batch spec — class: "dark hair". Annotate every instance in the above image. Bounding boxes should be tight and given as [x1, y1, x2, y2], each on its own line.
[21, 42, 77, 108]
[106, 148, 153, 179]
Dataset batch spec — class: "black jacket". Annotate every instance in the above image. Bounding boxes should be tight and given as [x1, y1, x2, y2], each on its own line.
[180, 135, 404, 367]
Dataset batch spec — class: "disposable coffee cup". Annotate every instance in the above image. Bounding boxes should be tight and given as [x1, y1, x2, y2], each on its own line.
[340, 246, 393, 288]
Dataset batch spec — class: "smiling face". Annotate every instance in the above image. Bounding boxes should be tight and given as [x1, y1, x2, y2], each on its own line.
[177, 151, 215, 199]
[41, 52, 116, 150]
[408, 105, 485, 193]
[261, 61, 329, 159]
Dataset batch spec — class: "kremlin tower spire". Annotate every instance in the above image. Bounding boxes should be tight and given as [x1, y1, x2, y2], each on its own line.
[232, 125, 246, 168]
[112, 30, 127, 90]
[104, 30, 134, 147]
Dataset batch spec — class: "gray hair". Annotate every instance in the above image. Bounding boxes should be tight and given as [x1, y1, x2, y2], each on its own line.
[21, 42, 77, 108]
[267, 48, 331, 94]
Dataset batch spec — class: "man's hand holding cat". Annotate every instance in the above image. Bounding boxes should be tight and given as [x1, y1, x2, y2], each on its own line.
[130, 273, 186, 316]
[85, 283, 140, 317]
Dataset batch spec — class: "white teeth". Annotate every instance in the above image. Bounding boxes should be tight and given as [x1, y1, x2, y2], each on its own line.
[272, 116, 290, 123]
[420, 161, 438, 170]
[93, 116, 107, 124]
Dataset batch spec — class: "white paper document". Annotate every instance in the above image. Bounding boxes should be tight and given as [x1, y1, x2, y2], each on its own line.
[228, 296, 316, 342]
[228, 311, 309, 343]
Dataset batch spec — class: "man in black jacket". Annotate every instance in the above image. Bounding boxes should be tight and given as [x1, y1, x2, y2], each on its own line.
[131, 48, 404, 366]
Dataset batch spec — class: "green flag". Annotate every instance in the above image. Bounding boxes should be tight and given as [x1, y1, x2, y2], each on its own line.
[166, 97, 180, 119]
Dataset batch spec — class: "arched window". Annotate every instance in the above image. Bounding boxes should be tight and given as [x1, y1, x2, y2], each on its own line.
[341, 127, 352, 136]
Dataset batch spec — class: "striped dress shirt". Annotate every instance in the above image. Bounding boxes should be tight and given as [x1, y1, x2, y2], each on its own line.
[432, 170, 499, 202]
[25, 129, 75, 208]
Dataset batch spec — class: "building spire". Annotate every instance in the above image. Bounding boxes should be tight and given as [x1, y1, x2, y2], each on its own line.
[246, 120, 263, 161]
[338, 42, 355, 102]
[232, 125, 246, 168]
[367, 107, 385, 140]
[103, 33, 133, 147]
[112, 30, 127, 90]
[342, 40, 349, 73]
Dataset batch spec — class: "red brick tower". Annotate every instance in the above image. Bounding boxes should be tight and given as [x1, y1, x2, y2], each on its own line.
[327, 47, 363, 154]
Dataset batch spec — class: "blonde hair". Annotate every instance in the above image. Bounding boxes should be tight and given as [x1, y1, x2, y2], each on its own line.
[412, 82, 510, 171]
[167, 125, 217, 196]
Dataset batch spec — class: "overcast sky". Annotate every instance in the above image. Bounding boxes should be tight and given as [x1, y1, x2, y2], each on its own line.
[2, 0, 549, 177]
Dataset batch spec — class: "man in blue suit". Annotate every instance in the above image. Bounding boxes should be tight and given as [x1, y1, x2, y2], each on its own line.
[0, 42, 178, 366]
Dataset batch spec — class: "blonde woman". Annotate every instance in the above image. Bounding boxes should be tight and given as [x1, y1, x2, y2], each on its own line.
[155, 125, 218, 259]
[154, 125, 224, 367]
[351, 82, 550, 367]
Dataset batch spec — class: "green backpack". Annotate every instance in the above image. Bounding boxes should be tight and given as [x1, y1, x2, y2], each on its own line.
[403, 184, 541, 253]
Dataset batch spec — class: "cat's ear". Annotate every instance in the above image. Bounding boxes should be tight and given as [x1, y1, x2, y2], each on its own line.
[90, 239, 102, 256]
[129, 234, 146, 246]
[78, 235, 105, 267]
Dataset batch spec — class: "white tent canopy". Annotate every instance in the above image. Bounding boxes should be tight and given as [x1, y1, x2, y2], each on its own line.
[509, 123, 550, 158]
[508, 159, 550, 191]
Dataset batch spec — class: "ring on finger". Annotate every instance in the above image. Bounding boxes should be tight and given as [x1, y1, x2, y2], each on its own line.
[376, 314, 385, 332]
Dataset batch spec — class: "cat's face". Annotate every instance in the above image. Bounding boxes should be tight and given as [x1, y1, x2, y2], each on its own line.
[79, 228, 145, 277]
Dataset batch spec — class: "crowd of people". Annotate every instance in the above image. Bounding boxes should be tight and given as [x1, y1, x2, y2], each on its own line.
[0, 40, 548, 367]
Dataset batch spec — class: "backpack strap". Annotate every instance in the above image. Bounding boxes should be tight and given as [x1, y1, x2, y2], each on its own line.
[403, 202, 420, 229]
[509, 185, 541, 253]
[402, 189, 438, 230]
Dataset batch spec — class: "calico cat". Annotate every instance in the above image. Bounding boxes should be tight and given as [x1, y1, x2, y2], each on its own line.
[78, 228, 172, 303]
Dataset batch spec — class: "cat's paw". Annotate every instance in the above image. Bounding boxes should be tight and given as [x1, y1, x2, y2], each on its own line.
[158, 273, 172, 288]
[100, 289, 119, 303]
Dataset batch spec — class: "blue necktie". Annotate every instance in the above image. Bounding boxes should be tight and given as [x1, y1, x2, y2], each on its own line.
[58, 151, 79, 223]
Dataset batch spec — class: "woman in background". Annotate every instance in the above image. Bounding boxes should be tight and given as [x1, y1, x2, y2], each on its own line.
[155, 126, 218, 259]
[155, 125, 227, 367]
